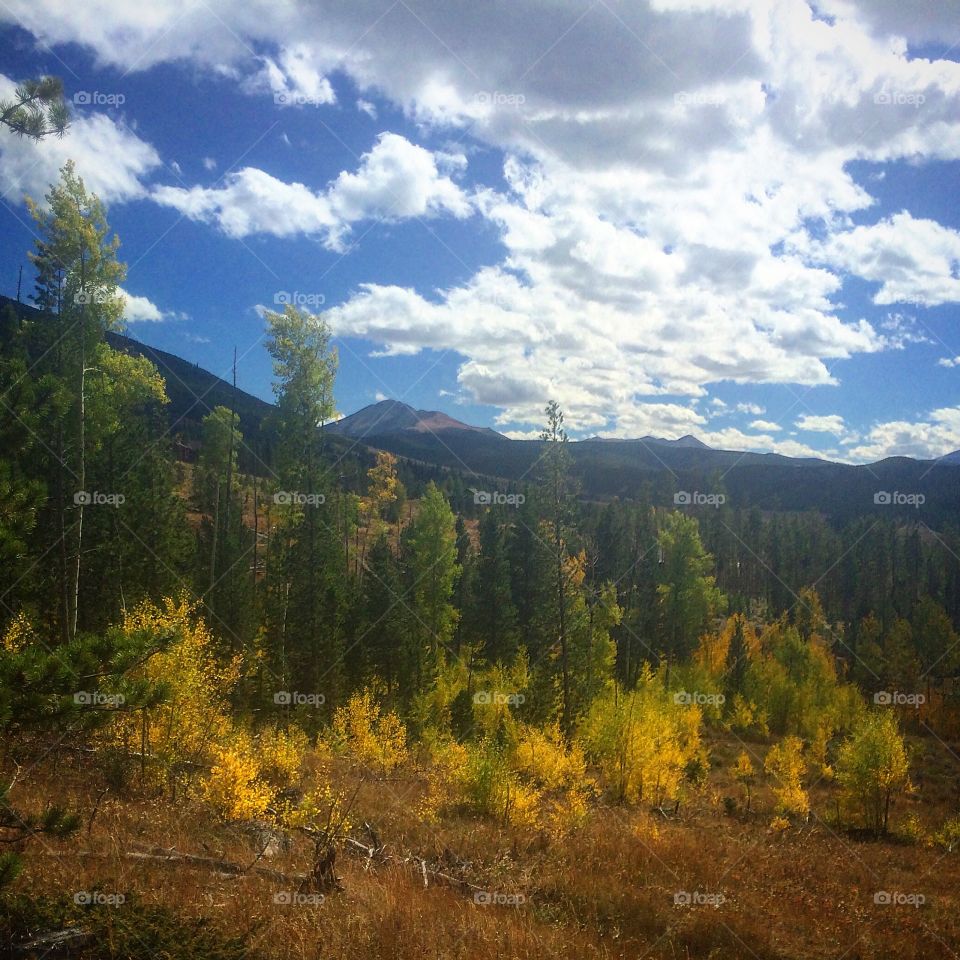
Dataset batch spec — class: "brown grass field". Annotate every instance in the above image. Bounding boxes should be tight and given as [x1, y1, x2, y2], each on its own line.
[4, 732, 960, 960]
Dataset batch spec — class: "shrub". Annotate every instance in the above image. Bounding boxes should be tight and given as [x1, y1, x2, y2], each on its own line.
[579, 672, 702, 807]
[330, 689, 408, 773]
[764, 736, 809, 819]
[835, 711, 910, 834]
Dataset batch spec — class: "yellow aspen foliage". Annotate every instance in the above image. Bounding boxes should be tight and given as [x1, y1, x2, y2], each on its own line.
[330, 689, 408, 773]
[764, 736, 809, 819]
[835, 711, 911, 833]
[256, 723, 310, 788]
[279, 785, 352, 838]
[693, 624, 731, 677]
[1, 613, 34, 652]
[732, 751, 756, 811]
[108, 597, 241, 785]
[809, 722, 835, 779]
[511, 723, 592, 832]
[579, 672, 702, 807]
[420, 738, 471, 824]
[202, 730, 274, 822]
[420, 735, 544, 829]
[727, 693, 769, 737]
[365, 451, 400, 513]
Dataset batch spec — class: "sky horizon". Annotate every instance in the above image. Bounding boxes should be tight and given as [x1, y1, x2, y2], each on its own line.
[1, 0, 958, 464]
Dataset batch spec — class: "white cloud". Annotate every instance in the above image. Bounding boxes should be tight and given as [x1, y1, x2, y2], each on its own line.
[750, 419, 782, 431]
[243, 44, 336, 107]
[153, 167, 336, 240]
[802, 213, 960, 306]
[0, 74, 160, 203]
[120, 288, 167, 323]
[357, 98, 377, 119]
[938, 356, 960, 369]
[4, 2, 960, 452]
[847, 407, 960, 461]
[151, 133, 470, 249]
[796, 413, 847, 435]
[696, 426, 823, 458]
[202, 157, 217, 171]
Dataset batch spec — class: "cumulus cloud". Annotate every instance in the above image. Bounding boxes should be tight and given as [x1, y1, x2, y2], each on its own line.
[801, 214, 960, 306]
[796, 414, 847, 435]
[847, 407, 960, 461]
[152, 133, 470, 248]
[243, 43, 336, 106]
[120, 288, 170, 323]
[0, 74, 160, 203]
[3, 1, 959, 454]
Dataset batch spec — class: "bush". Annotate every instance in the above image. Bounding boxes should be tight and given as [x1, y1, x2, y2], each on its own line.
[579, 671, 702, 807]
[764, 736, 809, 819]
[835, 711, 910, 834]
[329, 689, 408, 773]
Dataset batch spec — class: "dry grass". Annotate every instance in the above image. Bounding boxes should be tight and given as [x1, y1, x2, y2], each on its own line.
[4, 734, 960, 959]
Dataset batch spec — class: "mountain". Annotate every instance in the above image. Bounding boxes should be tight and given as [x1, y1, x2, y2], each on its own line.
[327, 399, 503, 439]
[3, 294, 958, 525]
[585, 434, 711, 449]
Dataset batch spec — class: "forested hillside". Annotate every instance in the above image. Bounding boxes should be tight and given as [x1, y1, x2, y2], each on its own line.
[3, 164, 960, 960]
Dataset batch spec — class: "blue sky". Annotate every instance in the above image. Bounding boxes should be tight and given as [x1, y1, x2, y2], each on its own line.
[0, 0, 958, 462]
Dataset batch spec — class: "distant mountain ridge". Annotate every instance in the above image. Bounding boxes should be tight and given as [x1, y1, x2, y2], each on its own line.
[327, 398, 503, 439]
[586, 433, 712, 449]
[2, 294, 958, 525]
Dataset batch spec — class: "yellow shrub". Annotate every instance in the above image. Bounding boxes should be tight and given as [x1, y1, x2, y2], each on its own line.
[107, 597, 240, 785]
[330, 689, 408, 773]
[765, 736, 809, 818]
[580, 677, 702, 807]
[257, 724, 309, 789]
[279, 785, 352, 837]
[1, 612, 33, 652]
[202, 730, 273, 821]
[512, 723, 586, 790]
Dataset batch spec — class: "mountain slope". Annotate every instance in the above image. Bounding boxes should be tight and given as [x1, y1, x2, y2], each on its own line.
[3, 295, 957, 525]
[328, 398, 503, 439]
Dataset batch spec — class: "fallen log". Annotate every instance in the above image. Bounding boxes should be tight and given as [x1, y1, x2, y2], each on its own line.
[12, 927, 92, 957]
[127, 843, 306, 885]
[339, 836, 486, 895]
[39, 845, 306, 885]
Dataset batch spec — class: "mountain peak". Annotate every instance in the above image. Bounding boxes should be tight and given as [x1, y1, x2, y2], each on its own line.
[327, 399, 501, 439]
